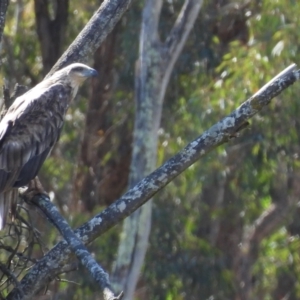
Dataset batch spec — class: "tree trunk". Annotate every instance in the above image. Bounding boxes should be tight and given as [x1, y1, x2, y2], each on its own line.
[112, 0, 204, 298]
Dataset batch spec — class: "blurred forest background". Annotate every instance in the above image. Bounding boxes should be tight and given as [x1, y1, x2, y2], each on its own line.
[1, 0, 300, 299]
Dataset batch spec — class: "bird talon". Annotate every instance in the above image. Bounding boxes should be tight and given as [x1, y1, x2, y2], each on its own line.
[21, 177, 47, 204]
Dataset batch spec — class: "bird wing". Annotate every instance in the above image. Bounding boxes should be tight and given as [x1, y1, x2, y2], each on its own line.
[0, 82, 72, 191]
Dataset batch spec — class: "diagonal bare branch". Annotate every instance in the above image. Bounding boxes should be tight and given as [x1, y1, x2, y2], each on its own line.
[46, 0, 132, 77]
[110, 0, 203, 296]
[24, 190, 122, 300]
[7, 65, 300, 300]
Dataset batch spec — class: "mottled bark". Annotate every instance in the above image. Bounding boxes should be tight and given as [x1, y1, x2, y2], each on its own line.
[34, 0, 69, 74]
[21, 189, 121, 300]
[7, 65, 299, 300]
[111, 0, 205, 298]
[47, 0, 132, 77]
[111, 0, 163, 296]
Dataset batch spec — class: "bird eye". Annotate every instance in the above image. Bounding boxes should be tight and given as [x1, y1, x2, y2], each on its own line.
[73, 67, 84, 72]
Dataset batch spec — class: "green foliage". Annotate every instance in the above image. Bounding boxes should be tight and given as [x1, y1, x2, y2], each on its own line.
[146, 0, 300, 299]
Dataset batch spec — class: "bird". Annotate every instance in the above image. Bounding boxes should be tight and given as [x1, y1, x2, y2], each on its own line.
[0, 63, 98, 229]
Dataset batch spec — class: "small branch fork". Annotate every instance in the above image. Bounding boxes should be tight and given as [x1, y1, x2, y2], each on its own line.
[21, 179, 123, 300]
[7, 64, 300, 299]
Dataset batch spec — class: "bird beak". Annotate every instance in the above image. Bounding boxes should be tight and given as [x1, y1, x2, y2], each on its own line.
[87, 68, 98, 77]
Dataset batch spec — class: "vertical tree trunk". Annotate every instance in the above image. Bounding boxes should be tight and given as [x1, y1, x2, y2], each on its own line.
[111, 0, 163, 296]
[112, 0, 204, 298]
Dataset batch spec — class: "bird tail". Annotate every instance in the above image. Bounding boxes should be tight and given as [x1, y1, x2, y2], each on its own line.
[0, 189, 18, 230]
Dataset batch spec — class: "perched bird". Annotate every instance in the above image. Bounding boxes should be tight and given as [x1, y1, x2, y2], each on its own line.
[0, 63, 98, 229]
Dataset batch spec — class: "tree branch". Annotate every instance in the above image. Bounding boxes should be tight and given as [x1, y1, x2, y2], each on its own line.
[243, 157, 299, 247]
[247, 203, 291, 246]
[155, 0, 203, 123]
[46, 0, 132, 77]
[112, 1, 203, 296]
[7, 65, 300, 300]
[233, 159, 299, 299]
[22, 189, 122, 300]
[165, 0, 203, 67]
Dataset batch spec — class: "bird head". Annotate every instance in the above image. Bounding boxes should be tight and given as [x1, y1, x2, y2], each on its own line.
[45, 63, 98, 100]
[66, 63, 98, 86]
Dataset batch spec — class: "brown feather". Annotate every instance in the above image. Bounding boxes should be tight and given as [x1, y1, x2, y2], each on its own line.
[0, 63, 98, 229]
